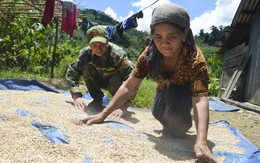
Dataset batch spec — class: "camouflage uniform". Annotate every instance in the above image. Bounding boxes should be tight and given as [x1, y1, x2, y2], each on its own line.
[66, 42, 135, 108]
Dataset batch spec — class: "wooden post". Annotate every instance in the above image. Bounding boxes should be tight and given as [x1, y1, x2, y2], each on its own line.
[50, 17, 58, 78]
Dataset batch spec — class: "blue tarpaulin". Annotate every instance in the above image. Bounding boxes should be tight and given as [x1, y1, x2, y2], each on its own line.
[209, 99, 240, 112]
[32, 121, 70, 144]
[212, 121, 260, 163]
[0, 78, 60, 93]
[16, 108, 70, 144]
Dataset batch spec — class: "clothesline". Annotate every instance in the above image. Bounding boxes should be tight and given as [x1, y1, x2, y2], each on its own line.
[139, 0, 159, 11]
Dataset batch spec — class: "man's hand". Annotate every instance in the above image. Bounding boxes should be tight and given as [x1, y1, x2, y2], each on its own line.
[194, 142, 218, 163]
[81, 112, 107, 125]
[73, 98, 88, 109]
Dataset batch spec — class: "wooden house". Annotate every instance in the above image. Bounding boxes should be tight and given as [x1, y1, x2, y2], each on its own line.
[218, 0, 260, 112]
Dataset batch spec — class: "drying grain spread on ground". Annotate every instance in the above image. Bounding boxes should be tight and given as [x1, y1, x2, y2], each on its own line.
[0, 90, 247, 162]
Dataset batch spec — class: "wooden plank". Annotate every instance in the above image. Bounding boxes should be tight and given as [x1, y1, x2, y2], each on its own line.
[221, 53, 251, 99]
[224, 54, 246, 69]
[224, 43, 249, 60]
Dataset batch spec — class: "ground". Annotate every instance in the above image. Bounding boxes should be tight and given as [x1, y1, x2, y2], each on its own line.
[49, 79, 260, 147]
[209, 107, 260, 147]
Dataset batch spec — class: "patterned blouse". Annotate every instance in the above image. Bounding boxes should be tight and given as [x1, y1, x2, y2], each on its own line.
[131, 45, 210, 97]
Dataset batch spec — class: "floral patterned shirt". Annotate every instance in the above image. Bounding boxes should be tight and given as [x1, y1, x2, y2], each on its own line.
[131, 45, 209, 96]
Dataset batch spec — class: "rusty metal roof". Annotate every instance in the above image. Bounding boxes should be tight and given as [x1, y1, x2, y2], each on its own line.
[0, 0, 83, 19]
[0, 0, 63, 18]
[218, 0, 260, 54]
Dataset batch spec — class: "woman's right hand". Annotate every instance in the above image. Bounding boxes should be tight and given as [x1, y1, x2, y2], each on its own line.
[81, 112, 107, 125]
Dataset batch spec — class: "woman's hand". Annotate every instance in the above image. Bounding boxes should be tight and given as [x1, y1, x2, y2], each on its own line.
[81, 112, 107, 125]
[194, 142, 218, 163]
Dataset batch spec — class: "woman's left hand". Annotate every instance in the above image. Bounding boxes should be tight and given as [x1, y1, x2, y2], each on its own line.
[194, 142, 218, 163]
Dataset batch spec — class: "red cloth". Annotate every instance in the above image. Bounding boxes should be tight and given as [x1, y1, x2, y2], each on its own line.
[42, 0, 55, 26]
[61, 4, 77, 37]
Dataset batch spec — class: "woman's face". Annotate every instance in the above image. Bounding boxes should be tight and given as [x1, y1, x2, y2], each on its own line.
[90, 41, 108, 57]
[153, 23, 188, 58]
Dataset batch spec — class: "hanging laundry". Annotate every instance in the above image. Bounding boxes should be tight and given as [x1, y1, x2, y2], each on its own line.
[81, 18, 98, 34]
[61, 3, 77, 37]
[41, 0, 55, 26]
[80, 19, 117, 41]
[61, 0, 74, 12]
[80, 11, 144, 42]
[104, 25, 115, 42]
[122, 10, 143, 30]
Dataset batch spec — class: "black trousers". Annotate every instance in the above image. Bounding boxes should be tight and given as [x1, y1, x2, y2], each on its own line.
[152, 83, 193, 136]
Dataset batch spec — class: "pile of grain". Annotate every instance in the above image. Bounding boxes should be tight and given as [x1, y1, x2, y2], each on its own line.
[0, 90, 244, 162]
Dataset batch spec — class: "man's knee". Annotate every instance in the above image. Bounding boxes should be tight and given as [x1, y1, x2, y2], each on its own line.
[107, 76, 123, 95]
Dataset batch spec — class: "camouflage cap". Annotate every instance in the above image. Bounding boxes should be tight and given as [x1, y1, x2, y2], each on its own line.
[86, 25, 108, 45]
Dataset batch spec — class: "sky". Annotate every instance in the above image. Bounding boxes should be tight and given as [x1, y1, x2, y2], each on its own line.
[73, 0, 241, 35]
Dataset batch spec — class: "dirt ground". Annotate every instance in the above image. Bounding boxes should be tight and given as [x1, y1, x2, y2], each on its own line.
[209, 106, 260, 147]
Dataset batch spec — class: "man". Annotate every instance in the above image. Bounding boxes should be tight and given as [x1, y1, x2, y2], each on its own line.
[66, 25, 134, 119]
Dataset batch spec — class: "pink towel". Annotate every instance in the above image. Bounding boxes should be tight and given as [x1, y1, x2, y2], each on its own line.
[61, 4, 77, 37]
[42, 0, 55, 26]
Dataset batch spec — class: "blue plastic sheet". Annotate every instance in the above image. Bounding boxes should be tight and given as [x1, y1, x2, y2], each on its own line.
[15, 107, 70, 144]
[16, 109, 29, 116]
[103, 121, 133, 130]
[0, 116, 5, 121]
[209, 99, 240, 112]
[82, 91, 110, 106]
[82, 152, 93, 163]
[63, 91, 111, 107]
[127, 107, 139, 112]
[0, 78, 60, 93]
[31, 121, 69, 144]
[212, 121, 260, 163]
[102, 136, 114, 144]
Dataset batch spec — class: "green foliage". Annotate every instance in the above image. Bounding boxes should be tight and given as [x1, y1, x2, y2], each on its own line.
[207, 52, 223, 96]
[0, 68, 47, 80]
[197, 43, 223, 96]
[0, 4, 228, 108]
[132, 78, 156, 109]
[102, 78, 156, 109]
[195, 25, 230, 46]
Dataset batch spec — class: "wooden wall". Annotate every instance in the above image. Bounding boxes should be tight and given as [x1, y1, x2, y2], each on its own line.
[245, 8, 260, 105]
[220, 43, 249, 101]
[220, 7, 260, 106]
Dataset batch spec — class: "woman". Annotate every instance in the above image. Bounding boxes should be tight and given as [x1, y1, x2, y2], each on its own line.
[82, 3, 218, 163]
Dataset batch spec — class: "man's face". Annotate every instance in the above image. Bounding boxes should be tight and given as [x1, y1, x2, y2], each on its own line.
[90, 42, 108, 57]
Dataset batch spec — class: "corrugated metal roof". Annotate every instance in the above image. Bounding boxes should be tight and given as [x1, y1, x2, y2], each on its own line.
[218, 0, 260, 54]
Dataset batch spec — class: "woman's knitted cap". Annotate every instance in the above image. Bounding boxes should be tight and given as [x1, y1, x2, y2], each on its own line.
[150, 3, 190, 29]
